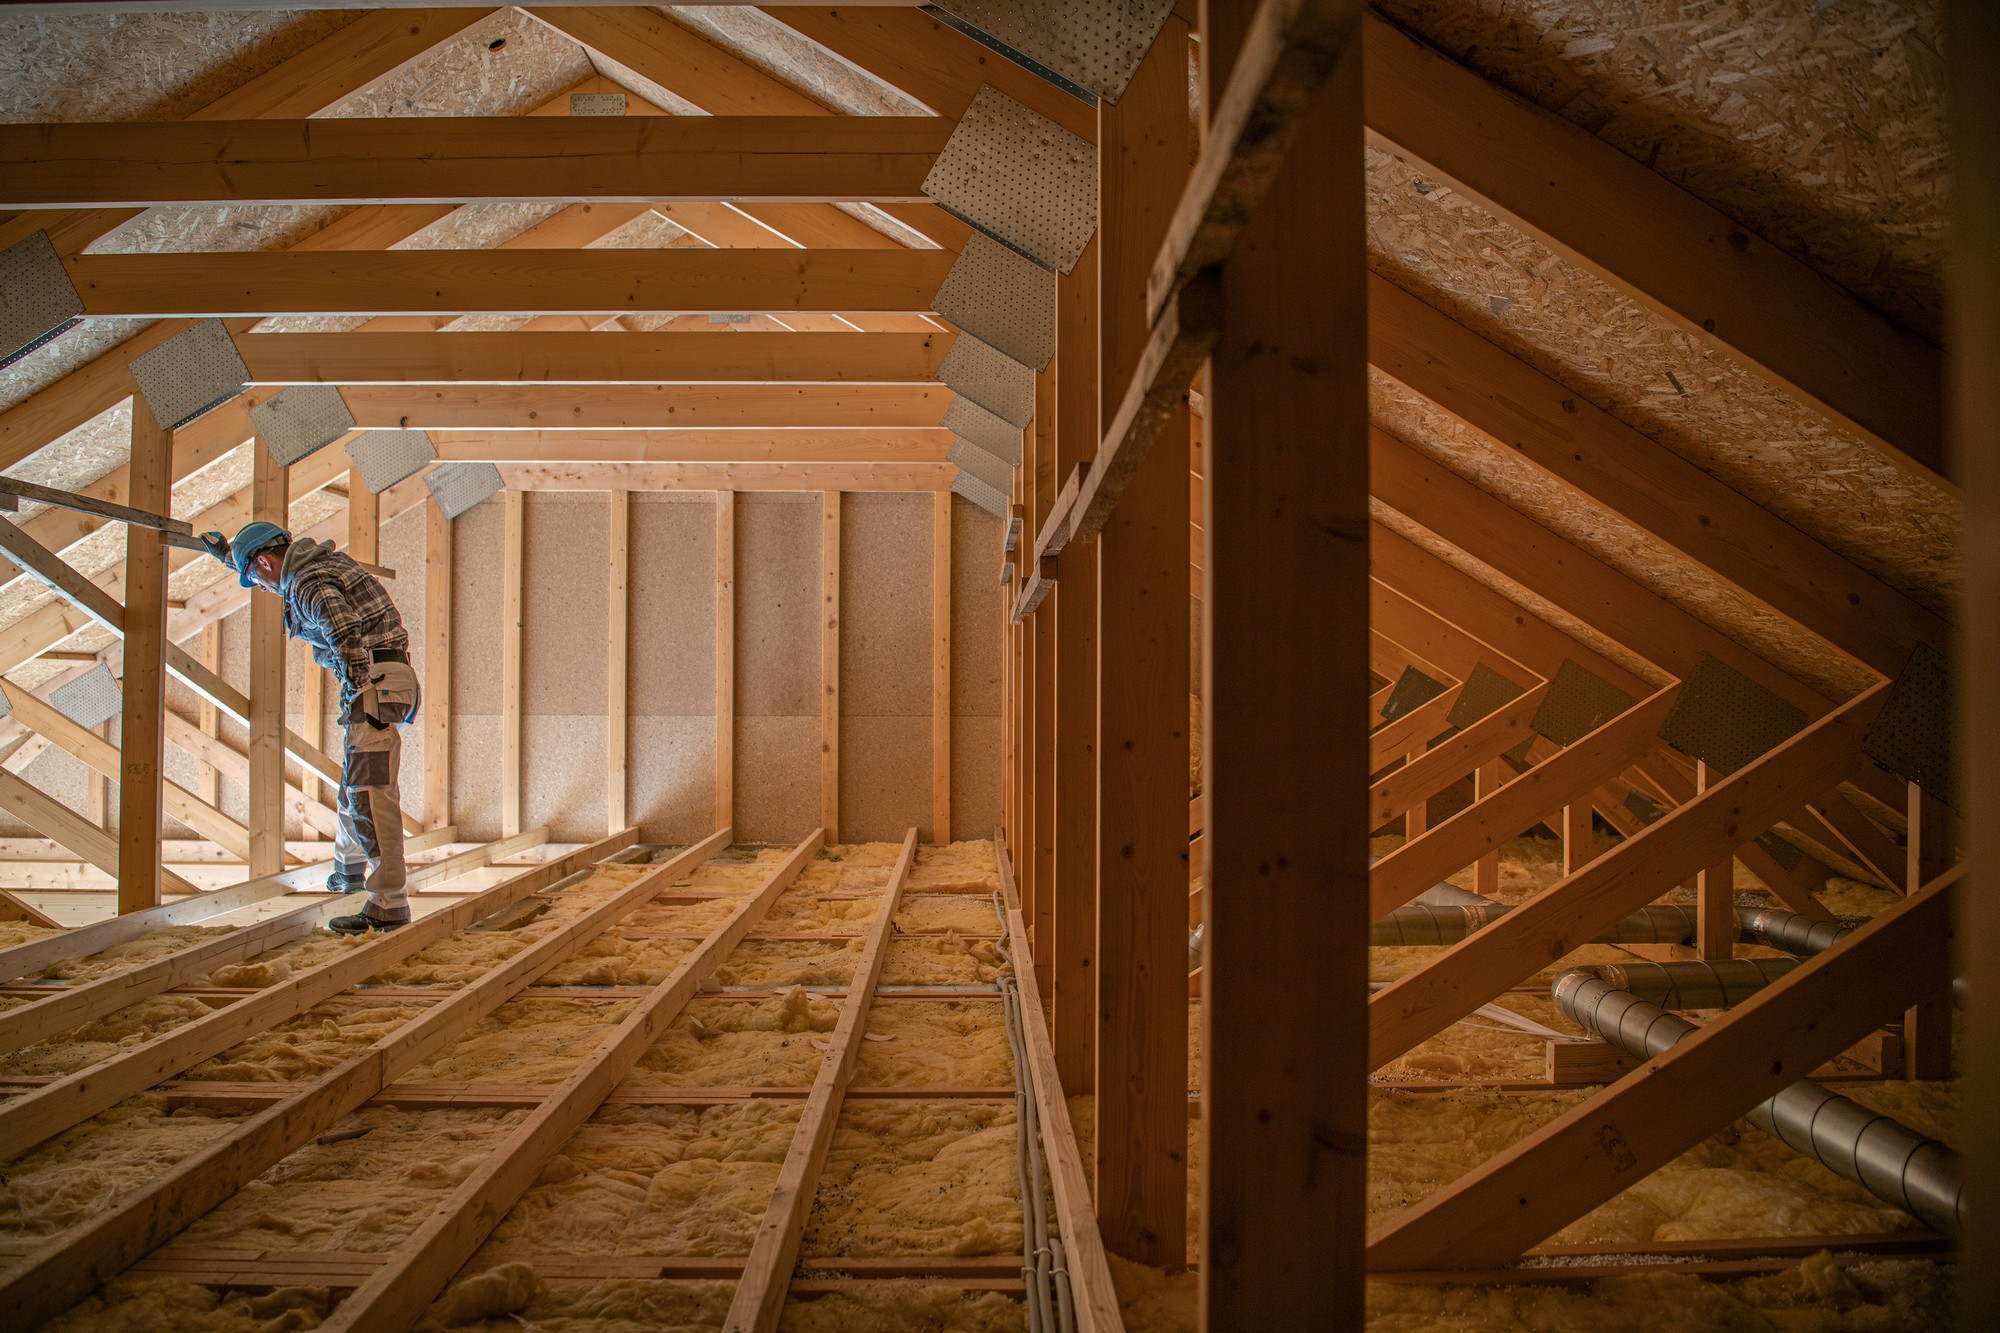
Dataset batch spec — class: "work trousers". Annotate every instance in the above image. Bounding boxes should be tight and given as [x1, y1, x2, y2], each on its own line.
[332, 659, 421, 924]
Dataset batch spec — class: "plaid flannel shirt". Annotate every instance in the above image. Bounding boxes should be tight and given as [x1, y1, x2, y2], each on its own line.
[279, 542, 408, 695]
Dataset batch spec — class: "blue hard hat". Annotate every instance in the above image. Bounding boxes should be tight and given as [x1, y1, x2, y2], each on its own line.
[230, 521, 290, 587]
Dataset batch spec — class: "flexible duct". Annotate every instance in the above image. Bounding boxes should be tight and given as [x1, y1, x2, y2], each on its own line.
[1370, 897, 1698, 948]
[1581, 957, 1799, 1009]
[1552, 967, 1964, 1235]
[1736, 905, 1855, 956]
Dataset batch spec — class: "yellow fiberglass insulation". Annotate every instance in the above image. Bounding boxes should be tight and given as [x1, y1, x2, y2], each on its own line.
[472, 1103, 801, 1259]
[364, 866, 655, 989]
[404, 996, 636, 1084]
[0, 920, 61, 951]
[895, 894, 1004, 935]
[756, 886, 880, 935]
[419, 1277, 733, 1332]
[533, 935, 698, 988]
[852, 999, 1015, 1088]
[197, 931, 365, 989]
[41, 1278, 334, 1333]
[625, 988, 840, 1088]
[882, 934, 1008, 985]
[801, 1101, 1022, 1258]
[186, 997, 431, 1082]
[0, 1094, 244, 1236]
[179, 1105, 525, 1252]
[711, 938, 860, 987]
[0, 993, 214, 1078]
[781, 1284, 1025, 1332]
[25, 924, 230, 985]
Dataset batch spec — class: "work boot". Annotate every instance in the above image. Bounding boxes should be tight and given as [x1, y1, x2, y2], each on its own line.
[328, 910, 406, 936]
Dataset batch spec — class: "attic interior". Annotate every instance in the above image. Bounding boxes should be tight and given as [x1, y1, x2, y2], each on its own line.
[0, 1, 1992, 1330]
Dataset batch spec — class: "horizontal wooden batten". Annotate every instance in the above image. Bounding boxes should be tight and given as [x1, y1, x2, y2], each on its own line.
[327, 383, 951, 430]
[0, 116, 951, 207]
[238, 330, 952, 384]
[66, 250, 955, 317]
[494, 462, 951, 492]
[432, 431, 950, 464]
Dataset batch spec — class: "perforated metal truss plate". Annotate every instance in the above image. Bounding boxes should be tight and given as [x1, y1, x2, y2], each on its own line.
[951, 470, 1010, 519]
[1624, 789, 1664, 826]
[1379, 667, 1448, 724]
[923, 84, 1097, 275]
[127, 318, 250, 431]
[345, 429, 437, 494]
[1447, 664, 1527, 730]
[424, 462, 505, 520]
[1863, 641, 1957, 809]
[1659, 652, 1807, 776]
[0, 230, 83, 370]
[51, 663, 121, 730]
[943, 395, 1023, 465]
[1531, 661, 1638, 747]
[938, 334, 1035, 428]
[930, 232, 1056, 370]
[936, 0, 1178, 103]
[949, 438, 1014, 494]
[249, 385, 354, 468]
[570, 92, 625, 116]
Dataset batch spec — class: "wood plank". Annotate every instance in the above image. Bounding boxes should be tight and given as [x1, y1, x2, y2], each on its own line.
[0, 827, 662, 1331]
[1696, 762, 1735, 958]
[248, 446, 288, 877]
[430, 428, 952, 465]
[1368, 677, 1462, 770]
[302, 383, 953, 431]
[606, 491, 629, 833]
[716, 491, 735, 827]
[1370, 682, 1547, 825]
[115, 398, 173, 913]
[64, 250, 953, 318]
[931, 490, 951, 843]
[1367, 870, 1957, 1269]
[500, 489, 524, 839]
[820, 490, 841, 843]
[423, 495, 452, 829]
[197, 623, 222, 806]
[1369, 682, 1889, 1069]
[494, 461, 951, 492]
[1361, 16, 1945, 486]
[1030, 365, 1056, 993]
[0, 116, 949, 207]
[0, 769, 194, 900]
[722, 830, 916, 1333]
[1805, 789, 1907, 889]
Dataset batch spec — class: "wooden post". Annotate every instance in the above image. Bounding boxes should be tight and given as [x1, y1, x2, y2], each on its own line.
[1054, 234, 1101, 1094]
[1905, 783, 1954, 1078]
[716, 490, 735, 828]
[1202, 14, 1369, 1326]
[112, 407, 169, 914]
[1474, 759, 1503, 894]
[346, 468, 379, 565]
[606, 490, 629, 833]
[1696, 761, 1734, 958]
[1032, 367, 1057, 994]
[1094, 12, 1192, 1269]
[820, 490, 840, 843]
[1562, 803, 1596, 874]
[499, 488, 523, 839]
[422, 496, 452, 830]
[247, 441, 288, 877]
[196, 622, 221, 808]
[930, 490, 951, 844]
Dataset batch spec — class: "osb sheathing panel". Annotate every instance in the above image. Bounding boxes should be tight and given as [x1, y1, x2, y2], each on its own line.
[669, 5, 927, 117]
[950, 495, 1002, 836]
[448, 496, 505, 838]
[1372, 0, 1947, 342]
[630, 494, 719, 719]
[736, 494, 820, 719]
[323, 7, 590, 121]
[1369, 373, 1878, 702]
[1365, 145, 1957, 613]
[379, 504, 428, 823]
[735, 715, 819, 844]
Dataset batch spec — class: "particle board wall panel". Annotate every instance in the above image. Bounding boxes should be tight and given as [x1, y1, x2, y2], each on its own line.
[521, 715, 607, 839]
[628, 493, 720, 840]
[735, 715, 820, 845]
[841, 714, 931, 843]
[950, 494, 1002, 834]
[736, 494, 820, 720]
[447, 715, 503, 843]
[628, 715, 717, 845]
[838, 493, 932, 842]
[521, 494, 609, 717]
[447, 498, 506, 840]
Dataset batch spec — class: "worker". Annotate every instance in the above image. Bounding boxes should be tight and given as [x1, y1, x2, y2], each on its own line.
[200, 521, 419, 935]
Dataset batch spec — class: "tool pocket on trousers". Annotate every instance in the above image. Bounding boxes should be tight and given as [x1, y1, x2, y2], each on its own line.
[365, 661, 421, 728]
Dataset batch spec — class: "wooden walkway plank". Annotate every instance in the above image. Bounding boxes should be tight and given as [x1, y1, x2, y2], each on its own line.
[722, 829, 918, 1333]
[0, 827, 665, 1330]
[318, 829, 826, 1333]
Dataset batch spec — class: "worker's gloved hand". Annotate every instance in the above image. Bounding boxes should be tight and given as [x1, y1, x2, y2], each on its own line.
[199, 531, 232, 564]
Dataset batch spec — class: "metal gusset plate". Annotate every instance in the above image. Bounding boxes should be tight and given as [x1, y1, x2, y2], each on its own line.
[1862, 641, 1956, 809]
[934, 0, 1178, 103]
[1379, 667, 1448, 724]
[569, 92, 625, 116]
[1624, 788, 1664, 826]
[249, 385, 354, 468]
[930, 232, 1056, 370]
[1447, 663, 1528, 730]
[1753, 828, 1806, 871]
[424, 461, 505, 520]
[923, 83, 1097, 274]
[1659, 652, 1807, 776]
[1530, 660, 1638, 746]
[951, 470, 1010, 519]
[949, 438, 1014, 494]
[0, 230, 84, 370]
[127, 318, 250, 430]
[344, 429, 437, 494]
[938, 333, 1035, 428]
[943, 395, 1024, 465]
[50, 663, 122, 730]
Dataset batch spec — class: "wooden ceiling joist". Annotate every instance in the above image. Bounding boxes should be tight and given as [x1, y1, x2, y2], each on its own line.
[431, 430, 950, 464]
[312, 383, 953, 430]
[0, 116, 950, 208]
[65, 249, 953, 317]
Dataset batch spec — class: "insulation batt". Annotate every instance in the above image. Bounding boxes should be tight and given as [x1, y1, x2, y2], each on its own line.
[0, 1094, 245, 1237]
[801, 1102, 1024, 1257]
[626, 988, 839, 1088]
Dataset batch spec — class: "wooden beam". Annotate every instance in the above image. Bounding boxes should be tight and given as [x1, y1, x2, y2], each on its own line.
[248, 446, 288, 876]
[116, 397, 173, 913]
[1361, 15, 1946, 486]
[1369, 682, 1889, 1070]
[723, 830, 915, 1333]
[495, 461, 950, 493]
[606, 490, 629, 833]
[239, 330, 951, 385]
[1369, 683, 1548, 826]
[196, 622, 221, 806]
[1030, 364, 1057, 993]
[0, 116, 949, 208]
[430, 428, 951, 466]
[1094, 15, 1191, 1270]
[1368, 678, 1462, 770]
[716, 490, 735, 827]
[931, 490, 951, 843]
[1366, 869, 1956, 1269]
[422, 495, 452, 829]
[63, 249, 954, 318]
[0, 769, 196, 900]
[500, 489, 524, 839]
[820, 491, 841, 843]
[306, 383, 953, 431]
